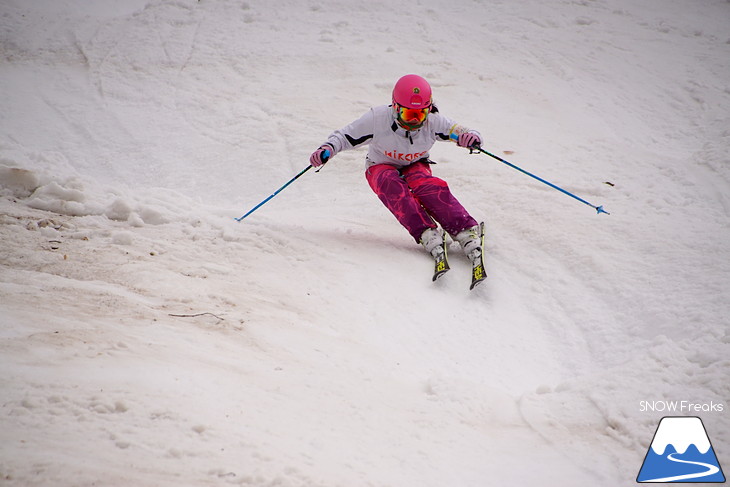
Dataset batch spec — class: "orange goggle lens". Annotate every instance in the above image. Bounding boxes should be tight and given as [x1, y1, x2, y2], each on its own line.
[397, 105, 430, 126]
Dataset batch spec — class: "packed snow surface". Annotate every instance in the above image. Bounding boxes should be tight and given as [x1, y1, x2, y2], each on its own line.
[1, 0, 729, 485]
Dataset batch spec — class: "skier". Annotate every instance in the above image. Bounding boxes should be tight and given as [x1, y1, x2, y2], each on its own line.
[309, 74, 484, 279]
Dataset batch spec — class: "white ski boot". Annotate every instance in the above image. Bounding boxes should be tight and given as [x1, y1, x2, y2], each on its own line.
[420, 227, 444, 258]
[453, 224, 482, 265]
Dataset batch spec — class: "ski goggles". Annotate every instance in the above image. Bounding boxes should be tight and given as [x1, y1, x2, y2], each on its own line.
[396, 104, 430, 127]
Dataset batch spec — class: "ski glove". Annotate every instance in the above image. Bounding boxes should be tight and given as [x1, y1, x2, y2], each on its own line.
[457, 132, 481, 149]
[309, 145, 332, 167]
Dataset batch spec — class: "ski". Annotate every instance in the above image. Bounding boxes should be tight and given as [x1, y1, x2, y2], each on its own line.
[432, 245, 450, 281]
[469, 222, 487, 290]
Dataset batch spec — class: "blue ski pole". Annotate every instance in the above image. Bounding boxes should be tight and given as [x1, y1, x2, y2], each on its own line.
[235, 150, 330, 222]
[452, 134, 609, 215]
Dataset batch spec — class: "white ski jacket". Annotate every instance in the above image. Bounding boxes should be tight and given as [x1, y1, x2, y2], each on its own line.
[322, 105, 481, 169]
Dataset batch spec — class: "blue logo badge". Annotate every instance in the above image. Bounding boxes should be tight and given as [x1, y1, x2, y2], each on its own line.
[637, 416, 726, 483]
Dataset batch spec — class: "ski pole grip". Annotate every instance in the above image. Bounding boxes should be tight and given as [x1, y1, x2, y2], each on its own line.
[450, 132, 481, 149]
[322, 149, 330, 164]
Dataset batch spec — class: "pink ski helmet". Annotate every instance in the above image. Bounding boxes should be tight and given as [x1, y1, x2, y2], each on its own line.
[392, 74, 433, 130]
[392, 74, 432, 108]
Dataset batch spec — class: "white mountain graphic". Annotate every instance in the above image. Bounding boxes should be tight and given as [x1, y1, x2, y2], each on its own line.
[650, 417, 711, 455]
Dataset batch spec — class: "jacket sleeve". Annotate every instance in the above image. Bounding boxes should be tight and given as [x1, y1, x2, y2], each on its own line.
[431, 112, 481, 143]
[321, 109, 376, 156]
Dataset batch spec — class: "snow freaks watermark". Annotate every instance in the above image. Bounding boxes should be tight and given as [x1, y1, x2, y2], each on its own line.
[639, 400, 725, 413]
[636, 416, 726, 483]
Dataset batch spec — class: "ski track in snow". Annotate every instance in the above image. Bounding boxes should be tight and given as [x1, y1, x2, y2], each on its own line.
[1, 0, 729, 486]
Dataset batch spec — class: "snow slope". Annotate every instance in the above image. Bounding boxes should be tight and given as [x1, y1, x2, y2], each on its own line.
[1, 0, 729, 485]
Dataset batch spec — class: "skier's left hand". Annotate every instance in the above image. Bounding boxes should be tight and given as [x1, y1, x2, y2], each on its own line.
[457, 132, 481, 149]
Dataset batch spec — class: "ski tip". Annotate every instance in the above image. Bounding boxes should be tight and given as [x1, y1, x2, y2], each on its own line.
[470, 277, 487, 290]
[433, 269, 449, 282]
[470, 264, 487, 290]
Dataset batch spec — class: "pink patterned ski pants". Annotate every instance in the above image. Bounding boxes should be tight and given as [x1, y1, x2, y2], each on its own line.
[365, 160, 478, 242]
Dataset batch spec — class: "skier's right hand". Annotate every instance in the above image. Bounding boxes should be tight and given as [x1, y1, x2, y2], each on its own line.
[309, 145, 332, 167]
